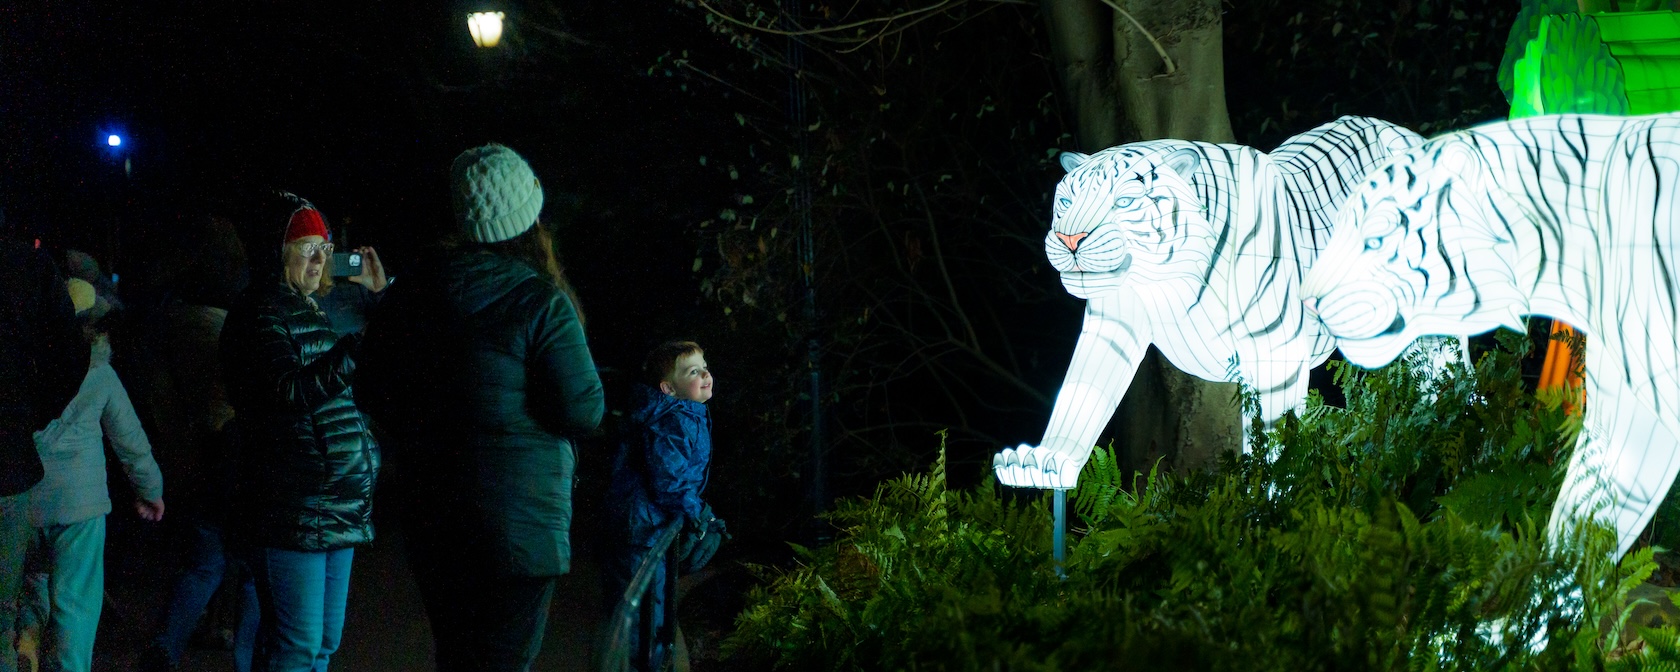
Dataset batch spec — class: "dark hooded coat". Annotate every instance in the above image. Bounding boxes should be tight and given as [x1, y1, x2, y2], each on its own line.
[357, 248, 604, 577]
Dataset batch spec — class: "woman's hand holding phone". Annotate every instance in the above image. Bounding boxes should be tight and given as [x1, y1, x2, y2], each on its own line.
[346, 246, 388, 292]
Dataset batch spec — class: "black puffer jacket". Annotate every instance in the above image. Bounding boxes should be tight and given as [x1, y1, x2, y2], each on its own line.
[221, 279, 379, 551]
[358, 249, 603, 577]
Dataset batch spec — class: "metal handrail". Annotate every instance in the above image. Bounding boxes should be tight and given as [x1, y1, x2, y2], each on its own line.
[601, 519, 683, 672]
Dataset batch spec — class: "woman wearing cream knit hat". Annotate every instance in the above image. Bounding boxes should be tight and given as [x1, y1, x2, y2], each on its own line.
[358, 144, 605, 671]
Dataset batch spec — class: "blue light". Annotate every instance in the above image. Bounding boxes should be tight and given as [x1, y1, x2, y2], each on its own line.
[107, 135, 122, 147]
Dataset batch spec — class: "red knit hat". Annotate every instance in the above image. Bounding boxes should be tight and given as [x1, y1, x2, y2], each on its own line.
[284, 207, 330, 243]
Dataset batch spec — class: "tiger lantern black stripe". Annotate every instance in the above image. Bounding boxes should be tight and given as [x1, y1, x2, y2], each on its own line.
[1302, 112, 1680, 558]
[995, 116, 1425, 489]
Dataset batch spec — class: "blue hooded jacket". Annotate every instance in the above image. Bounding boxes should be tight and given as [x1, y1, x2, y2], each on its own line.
[608, 383, 712, 546]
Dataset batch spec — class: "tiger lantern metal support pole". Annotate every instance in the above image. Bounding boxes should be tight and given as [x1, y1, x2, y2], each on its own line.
[1053, 488, 1068, 580]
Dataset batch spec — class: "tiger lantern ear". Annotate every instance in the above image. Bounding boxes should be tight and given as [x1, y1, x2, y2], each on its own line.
[1431, 139, 1482, 185]
[1059, 151, 1092, 173]
[1158, 148, 1202, 180]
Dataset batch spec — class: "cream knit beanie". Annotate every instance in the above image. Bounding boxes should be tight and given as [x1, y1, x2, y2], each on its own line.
[450, 144, 544, 243]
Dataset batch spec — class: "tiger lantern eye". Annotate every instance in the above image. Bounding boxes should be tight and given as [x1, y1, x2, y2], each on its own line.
[1364, 236, 1383, 251]
[1114, 196, 1137, 209]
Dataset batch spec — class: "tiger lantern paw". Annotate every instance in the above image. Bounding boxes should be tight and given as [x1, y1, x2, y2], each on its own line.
[993, 444, 1085, 490]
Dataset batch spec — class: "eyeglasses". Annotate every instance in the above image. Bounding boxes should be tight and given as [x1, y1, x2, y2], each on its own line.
[290, 242, 335, 257]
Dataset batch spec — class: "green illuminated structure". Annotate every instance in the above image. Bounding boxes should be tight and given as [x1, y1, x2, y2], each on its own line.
[1500, 3, 1680, 398]
[1512, 14, 1630, 115]
[1505, 4, 1680, 117]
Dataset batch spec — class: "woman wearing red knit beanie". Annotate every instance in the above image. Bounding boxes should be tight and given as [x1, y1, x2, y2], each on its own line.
[217, 195, 381, 672]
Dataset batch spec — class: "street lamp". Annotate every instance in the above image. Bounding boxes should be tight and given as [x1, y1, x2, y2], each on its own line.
[467, 11, 505, 48]
[99, 129, 130, 178]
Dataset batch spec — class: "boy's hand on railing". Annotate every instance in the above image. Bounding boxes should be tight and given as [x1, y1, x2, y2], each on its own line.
[681, 516, 726, 574]
[676, 504, 728, 573]
[675, 505, 714, 559]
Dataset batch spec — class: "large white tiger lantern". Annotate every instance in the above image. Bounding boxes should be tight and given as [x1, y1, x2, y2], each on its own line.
[1302, 113, 1680, 558]
[994, 117, 1425, 489]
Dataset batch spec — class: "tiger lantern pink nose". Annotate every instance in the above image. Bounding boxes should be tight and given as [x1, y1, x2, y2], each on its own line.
[1055, 232, 1089, 252]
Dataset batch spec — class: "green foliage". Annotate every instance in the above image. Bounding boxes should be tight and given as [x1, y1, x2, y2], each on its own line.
[725, 333, 1680, 670]
[1510, 14, 1631, 117]
[1613, 619, 1680, 670]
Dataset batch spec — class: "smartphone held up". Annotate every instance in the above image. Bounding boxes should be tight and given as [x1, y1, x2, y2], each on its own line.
[331, 251, 363, 277]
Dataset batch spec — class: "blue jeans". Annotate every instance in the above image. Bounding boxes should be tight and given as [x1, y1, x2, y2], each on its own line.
[31, 516, 107, 672]
[247, 547, 354, 672]
[0, 491, 29, 672]
[153, 519, 258, 671]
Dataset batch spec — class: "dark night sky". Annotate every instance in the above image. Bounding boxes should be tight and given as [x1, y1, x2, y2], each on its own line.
[2, 0, 1532, 541]
[1, 0, 734, 373]
[8, 3, 432, 251]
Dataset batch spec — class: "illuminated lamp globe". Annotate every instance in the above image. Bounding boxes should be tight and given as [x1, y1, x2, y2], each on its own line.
[467, 12, 505, 48]
[107, 135, 122, 147]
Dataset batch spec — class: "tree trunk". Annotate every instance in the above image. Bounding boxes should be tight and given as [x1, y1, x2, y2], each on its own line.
[1043, 0, 1241, 473]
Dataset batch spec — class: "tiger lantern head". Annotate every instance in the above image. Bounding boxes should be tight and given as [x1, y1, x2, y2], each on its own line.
[1049, 145, 1220, 297]
[1301, 139, 1528, 368]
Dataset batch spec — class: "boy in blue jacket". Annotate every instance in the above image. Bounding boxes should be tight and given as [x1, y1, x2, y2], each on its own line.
[603, 340, 726, 667]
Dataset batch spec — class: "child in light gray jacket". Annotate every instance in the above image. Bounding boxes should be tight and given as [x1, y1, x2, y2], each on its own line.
[21, 277, 164, 672]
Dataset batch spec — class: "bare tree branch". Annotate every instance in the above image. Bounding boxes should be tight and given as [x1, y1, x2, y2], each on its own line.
[1094, 0, 1176, 75]
[695, 0, 960, 37]
[694, 0, 1032, 55]
[913, 184, 981, 349]
[673, 60, 781, 109]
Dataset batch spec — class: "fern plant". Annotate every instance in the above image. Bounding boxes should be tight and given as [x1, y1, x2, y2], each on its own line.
[1613, 621, 1680, 670]
[725, 330, 1671, 671]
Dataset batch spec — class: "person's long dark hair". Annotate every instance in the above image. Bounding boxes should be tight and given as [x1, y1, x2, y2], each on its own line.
[477, 221, 585, 327]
